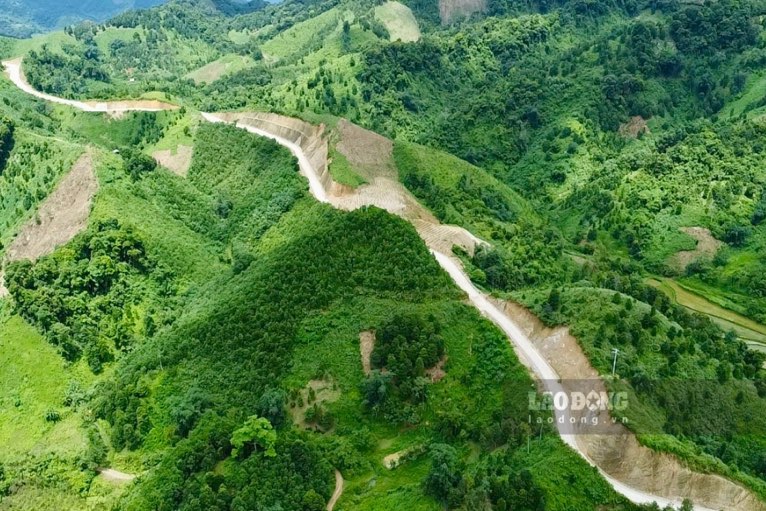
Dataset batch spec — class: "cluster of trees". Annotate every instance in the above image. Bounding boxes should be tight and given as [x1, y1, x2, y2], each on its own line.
[371, 313, 444, 386]
[121, 146, 157, 181]
[424, 443, 546, 510]
[6, 219, 172, 372]
[113, 413, 334, 511]
[25, 44, 111, 98]
[92, 199, 457, 507]
[0, 117, 14, 172]
[362, 313, 444, 409]
[563, 117, 766, 320]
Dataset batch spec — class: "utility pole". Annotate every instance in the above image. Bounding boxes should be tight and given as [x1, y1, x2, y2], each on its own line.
[611, 348, 620, 376]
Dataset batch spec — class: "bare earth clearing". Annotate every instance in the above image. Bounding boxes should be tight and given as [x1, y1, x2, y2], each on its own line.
[0, 152, 97, 297]
[98, 468, 137, 484]
[6, 65, 763, 509]
[152, 144, 194, 177]
[619, 115, 650, 138]
[672, 226, 722, 272]
[5, 152, 97, 263]
[359, 331, 375, 376]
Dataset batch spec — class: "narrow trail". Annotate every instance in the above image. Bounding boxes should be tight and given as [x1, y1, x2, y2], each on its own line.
[4, 59, 761, 511]
[99, 468, 137, 483]
[327, 469, 344, 511]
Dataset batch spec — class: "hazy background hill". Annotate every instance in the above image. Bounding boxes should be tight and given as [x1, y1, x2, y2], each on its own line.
[0, 0, 166, 37]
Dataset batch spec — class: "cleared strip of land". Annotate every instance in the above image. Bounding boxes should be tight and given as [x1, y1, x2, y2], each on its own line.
[648, 277, 766, 346]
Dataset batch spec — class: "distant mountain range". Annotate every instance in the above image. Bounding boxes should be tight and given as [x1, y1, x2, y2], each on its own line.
[0, 0, 166, 37]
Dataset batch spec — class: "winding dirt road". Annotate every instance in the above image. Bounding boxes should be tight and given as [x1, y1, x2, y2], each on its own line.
[3, 58, 178, 113]
[3, 58, 757, 511]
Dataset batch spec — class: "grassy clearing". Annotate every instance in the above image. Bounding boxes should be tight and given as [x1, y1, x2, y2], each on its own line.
[11, 31, 76, 57]
[146, 111, 198, 153]
[228, 30, 251, 45]
[329, 148, 367, 188]
[93, 27, 141, 54]
[261, 7, 341, 60]
[185, 54, 255, 84]
[91, 151, 225, 284]
[374, 1, 421, 43]
[0, 314, 93, 458]
[725, 72, 766, 118]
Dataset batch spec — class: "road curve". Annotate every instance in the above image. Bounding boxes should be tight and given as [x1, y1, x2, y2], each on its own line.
[1, 59, 726, 511]
[3, 58, 177, 113]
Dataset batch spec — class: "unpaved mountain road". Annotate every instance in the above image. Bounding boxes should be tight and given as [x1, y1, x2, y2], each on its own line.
[4, 59, 759, 511]
[3, 58, 178, 113]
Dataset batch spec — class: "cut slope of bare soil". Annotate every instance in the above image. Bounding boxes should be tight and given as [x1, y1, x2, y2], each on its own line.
[492, 299, 766, 511]
[1, 152, 97, 297]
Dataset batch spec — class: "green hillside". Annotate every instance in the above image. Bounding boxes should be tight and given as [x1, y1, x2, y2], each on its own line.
[0, 114, 640, 510]
[2, 0, 766, 509]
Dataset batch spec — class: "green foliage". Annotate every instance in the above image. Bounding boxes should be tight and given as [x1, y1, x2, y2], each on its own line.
[423, 443, 463, 506]
[0, 116, 14, 171]
[10, 0, 766, 506]
[255, 388, 287, 428]
[121, 147, 157, 181]
[231, 415, 277, 458]
[371, 313, 444, 395]
[7, 219, 171, 370]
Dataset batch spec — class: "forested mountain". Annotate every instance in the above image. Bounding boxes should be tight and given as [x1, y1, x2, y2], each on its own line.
[2, 0, 766, 509]
[0, 0, 166, 37]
